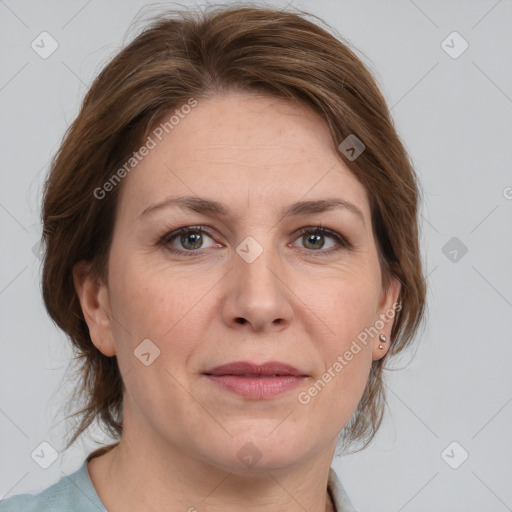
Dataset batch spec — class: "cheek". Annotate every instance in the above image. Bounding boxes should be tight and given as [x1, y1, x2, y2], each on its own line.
[298, 267, 379, 406]
[107, 249, 216, 362]
[298, 282, 376, 429]
[320, 284, 376, 389]
[306, 263, 382, 344]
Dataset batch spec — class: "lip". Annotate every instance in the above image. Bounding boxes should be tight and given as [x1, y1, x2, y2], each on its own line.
[203, 361, 308, 400]
[205, 361, 307, 377]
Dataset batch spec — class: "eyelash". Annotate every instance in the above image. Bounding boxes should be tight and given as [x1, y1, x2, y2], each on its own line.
[159, 224, 352, 257]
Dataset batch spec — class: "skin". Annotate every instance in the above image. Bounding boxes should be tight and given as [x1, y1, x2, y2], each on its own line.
[74, 91, 401, 512]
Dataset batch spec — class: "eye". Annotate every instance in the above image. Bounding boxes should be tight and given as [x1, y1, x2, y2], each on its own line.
[161, 226, 219, 256]
[290, 226, 351, 255]
[159, 224, 352, 257]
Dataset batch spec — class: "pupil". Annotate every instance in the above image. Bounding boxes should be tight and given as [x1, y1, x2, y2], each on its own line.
[305, 233, 323, 249]
[182, 232, 202, 250]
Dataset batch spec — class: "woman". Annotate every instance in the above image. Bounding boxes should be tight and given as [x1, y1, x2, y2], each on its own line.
[0, 4, 425, 511]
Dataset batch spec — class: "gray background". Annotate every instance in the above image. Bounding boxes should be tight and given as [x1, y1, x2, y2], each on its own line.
[1, 0, 511, 510]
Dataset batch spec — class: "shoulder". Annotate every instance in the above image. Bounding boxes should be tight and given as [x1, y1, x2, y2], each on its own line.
[0, 492, 48, 512]
[0, 461, 106, 512]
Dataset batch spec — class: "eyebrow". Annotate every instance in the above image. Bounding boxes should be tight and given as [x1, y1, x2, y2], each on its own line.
[138, 195, 365, 225]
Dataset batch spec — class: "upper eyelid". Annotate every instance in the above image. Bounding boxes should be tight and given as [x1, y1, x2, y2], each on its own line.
[162, 225, 215, 242]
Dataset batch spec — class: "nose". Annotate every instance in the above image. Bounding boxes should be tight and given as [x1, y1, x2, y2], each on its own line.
[220, 241, 294, 334]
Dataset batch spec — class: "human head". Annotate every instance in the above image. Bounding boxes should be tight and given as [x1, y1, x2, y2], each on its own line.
[41, 4, 425, 456]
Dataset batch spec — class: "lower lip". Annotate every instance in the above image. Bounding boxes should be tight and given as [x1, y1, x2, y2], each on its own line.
[205, 375, 307, 399]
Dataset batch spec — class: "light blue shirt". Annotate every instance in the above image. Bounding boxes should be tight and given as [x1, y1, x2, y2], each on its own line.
[0, 461, 358, 511]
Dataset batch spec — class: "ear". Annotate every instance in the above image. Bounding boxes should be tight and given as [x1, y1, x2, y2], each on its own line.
[372, 274, 402, 360]
[73, 261, 116, 357]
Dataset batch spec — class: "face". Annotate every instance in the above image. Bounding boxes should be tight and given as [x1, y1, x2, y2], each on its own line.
[75, 91, 400, 473]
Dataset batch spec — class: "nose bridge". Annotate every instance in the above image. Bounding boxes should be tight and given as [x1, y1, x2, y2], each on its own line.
[223, 233, 293, 332]
[239, 240, 279, 294]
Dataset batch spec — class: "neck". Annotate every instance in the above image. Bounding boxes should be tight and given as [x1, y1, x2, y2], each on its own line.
[88, 436, 337, 512]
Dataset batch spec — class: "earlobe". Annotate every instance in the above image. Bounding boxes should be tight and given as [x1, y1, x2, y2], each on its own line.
[73, 261, 116, 357]
[372, 275, 402, 360]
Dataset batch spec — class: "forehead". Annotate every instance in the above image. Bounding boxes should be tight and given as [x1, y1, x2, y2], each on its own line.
[117, 92, 370, 221]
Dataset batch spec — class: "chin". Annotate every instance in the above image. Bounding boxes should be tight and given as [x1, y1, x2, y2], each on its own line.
[199, 426, 318, 474]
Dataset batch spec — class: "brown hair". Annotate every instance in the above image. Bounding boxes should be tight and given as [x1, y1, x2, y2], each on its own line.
[41, 4, 425, 454]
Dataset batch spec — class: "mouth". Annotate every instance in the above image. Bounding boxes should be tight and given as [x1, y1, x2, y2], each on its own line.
[203, 361, 308, 399]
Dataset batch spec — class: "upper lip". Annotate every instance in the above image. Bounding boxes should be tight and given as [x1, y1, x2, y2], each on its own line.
[204, 361, 307, 377]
